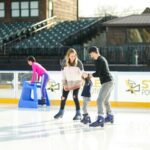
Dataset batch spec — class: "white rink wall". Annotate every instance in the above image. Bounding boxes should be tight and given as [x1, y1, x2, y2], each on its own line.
[0, 71, 150, 102]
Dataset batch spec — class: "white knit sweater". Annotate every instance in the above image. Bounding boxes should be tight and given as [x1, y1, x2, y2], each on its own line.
[62, 66, 83, 89]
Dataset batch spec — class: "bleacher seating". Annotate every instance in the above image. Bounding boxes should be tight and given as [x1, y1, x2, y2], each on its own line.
[0, 22, 33, 43]
[0, 16, 114, 56]
[11, 19, 95, 53]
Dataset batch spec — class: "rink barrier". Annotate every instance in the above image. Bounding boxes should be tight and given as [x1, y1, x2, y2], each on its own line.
[0, 71, 150, 107]
[1, 98, 150, 108]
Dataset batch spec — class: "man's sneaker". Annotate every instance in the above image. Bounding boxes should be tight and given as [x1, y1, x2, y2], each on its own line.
[54, 110, 64, 119]
[105, 114, 114, 124]
[81, 114, 91, 124]
[89, 116, 104, 127]
[73, 112, 81, 120]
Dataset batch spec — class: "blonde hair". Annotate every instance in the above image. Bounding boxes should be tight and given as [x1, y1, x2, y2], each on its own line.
[65, 48, 78, 66]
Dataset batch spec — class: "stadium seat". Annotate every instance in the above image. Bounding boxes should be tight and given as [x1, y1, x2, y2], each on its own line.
[1, 18, 100, 55]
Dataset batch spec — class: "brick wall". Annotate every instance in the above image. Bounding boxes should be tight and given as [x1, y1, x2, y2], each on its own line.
[53, 0, 78, 20]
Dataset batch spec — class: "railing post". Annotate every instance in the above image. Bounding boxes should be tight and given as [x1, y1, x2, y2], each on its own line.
[135, 49, 138, 65]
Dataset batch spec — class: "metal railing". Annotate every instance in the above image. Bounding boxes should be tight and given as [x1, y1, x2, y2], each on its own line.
[84, 45, 150, 65]
[5, 44, 150, 65]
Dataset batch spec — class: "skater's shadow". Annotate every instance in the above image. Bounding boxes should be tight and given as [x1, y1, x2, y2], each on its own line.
[0, 118, 104, 142]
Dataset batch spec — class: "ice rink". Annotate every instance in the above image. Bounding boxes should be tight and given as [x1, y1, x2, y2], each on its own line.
[0, 105, 150, 150]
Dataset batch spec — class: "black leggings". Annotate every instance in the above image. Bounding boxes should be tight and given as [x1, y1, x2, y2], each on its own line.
[60, 88, 80, 111]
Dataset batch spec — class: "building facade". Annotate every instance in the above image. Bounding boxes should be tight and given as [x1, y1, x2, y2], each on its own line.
[103, 14, 150, 46]
[0, 0, 78, 22]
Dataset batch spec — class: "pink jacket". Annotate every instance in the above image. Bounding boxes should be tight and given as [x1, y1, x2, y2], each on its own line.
[31, 62, 47, 83]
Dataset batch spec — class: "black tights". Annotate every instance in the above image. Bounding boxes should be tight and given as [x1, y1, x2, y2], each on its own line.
[60, 88, 80, 111]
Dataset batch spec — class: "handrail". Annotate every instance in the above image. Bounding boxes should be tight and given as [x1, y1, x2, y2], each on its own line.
[1, 16, 57, 54]
[2, 16, 57, 44]
[30, 16, 57, 28]
[2, 16, 55, 43]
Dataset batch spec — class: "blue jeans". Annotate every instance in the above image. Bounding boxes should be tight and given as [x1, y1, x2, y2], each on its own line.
[41, 73, 49, 99]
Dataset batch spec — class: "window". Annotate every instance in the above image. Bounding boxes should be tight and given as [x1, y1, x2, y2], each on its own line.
[21, 2, 29, 17]
[11, 2, 20, 17]
[0, 2, 5, 18]
[127, 28, 150, 43]
[11, 0, 39, 17]
[30, 1, 39, 17]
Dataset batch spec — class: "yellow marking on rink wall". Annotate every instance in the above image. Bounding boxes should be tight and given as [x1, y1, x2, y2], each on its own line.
[1, 98, 150, 108]
[0, 98, 19, 104]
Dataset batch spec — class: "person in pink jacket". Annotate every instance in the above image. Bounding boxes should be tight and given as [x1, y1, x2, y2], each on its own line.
[27, 56, 49, 105]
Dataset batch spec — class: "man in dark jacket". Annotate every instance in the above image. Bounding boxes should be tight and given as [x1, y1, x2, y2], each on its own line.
[88, 46, 114, 127]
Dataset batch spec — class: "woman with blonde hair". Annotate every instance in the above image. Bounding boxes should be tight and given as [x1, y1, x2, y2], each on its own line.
[54, 48, 84, 120]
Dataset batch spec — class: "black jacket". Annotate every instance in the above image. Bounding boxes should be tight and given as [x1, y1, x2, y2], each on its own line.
[92, 55, 113, 84]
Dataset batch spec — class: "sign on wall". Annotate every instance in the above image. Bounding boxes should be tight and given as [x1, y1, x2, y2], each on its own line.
[117, 72, 150, 102]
